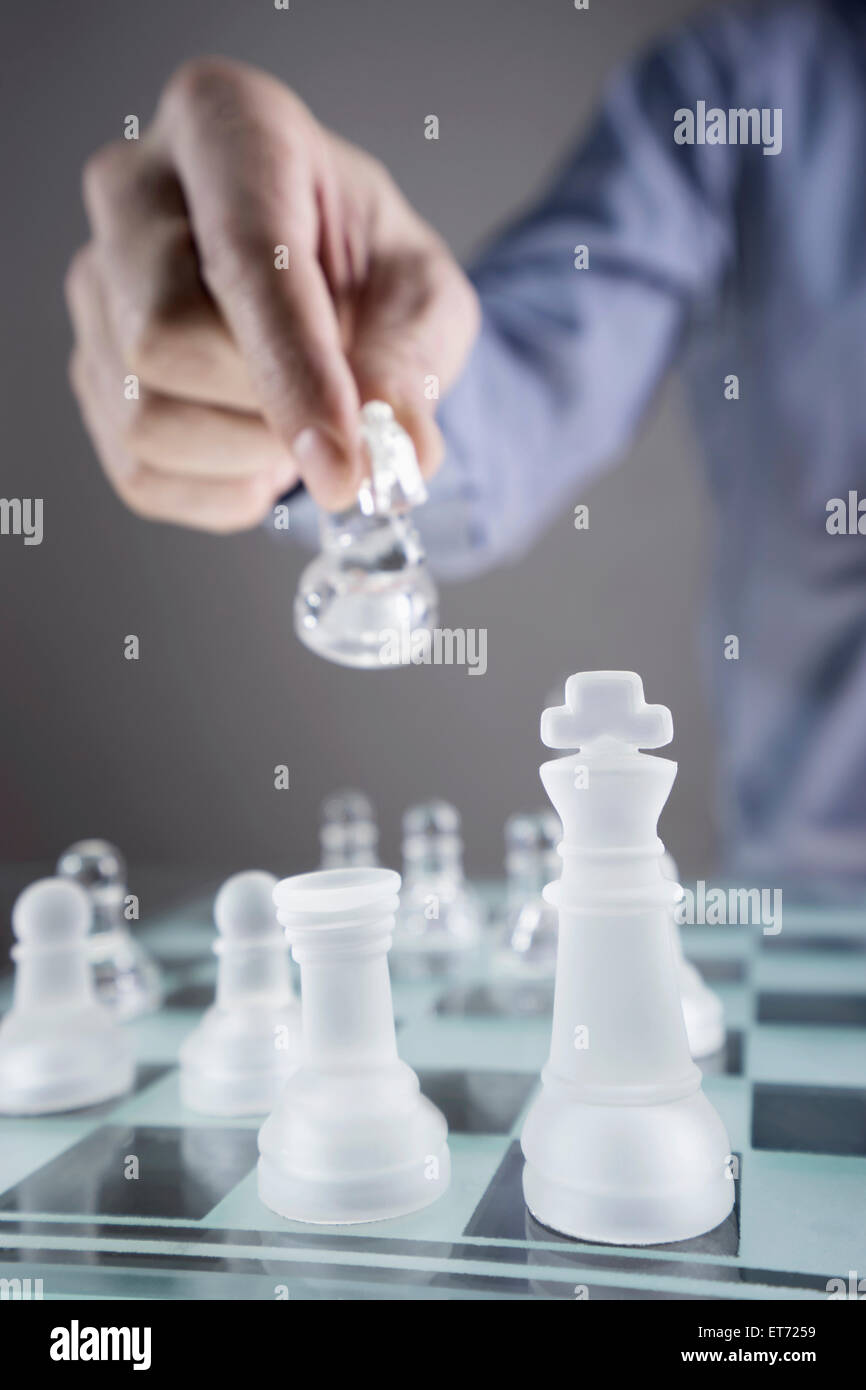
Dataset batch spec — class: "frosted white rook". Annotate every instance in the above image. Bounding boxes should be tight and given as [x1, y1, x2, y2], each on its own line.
[258, 867, 450, 1224]
[521, 671, 735, 1244]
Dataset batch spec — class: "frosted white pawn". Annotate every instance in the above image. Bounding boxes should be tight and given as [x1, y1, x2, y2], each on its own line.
[661, 850, 726, 1059]
[521, 671, 734, 1245]
[57, 839, 163, 1019]
[179, 871, 300, 1116]
[391, 801, 482, 974]
[0, 879, 134, 1114]
[258, 867, 450, 1224]
[319, 789, 379, 869]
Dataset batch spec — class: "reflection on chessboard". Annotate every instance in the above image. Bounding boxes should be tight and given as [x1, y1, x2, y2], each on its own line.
[0, 881, 864, 1299]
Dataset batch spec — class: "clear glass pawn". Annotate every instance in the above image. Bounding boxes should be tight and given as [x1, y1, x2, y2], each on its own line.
[294, 401, 438, 669]
[392, 800, 482, 974]
[496, 811, 561, 978]
[319, 788, 379, 869]
[56, 839, 163, 1019]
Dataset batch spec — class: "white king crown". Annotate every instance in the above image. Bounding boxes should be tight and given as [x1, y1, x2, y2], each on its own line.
[540, 672, 677, 855]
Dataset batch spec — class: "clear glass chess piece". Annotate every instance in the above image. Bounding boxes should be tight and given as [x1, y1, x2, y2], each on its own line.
[496, 811, 561, 979]
[56, 839, 163, 1019]
[319, 788, 379, 868]
[294, 401, 438, 669]
[391, 800, 483, 976]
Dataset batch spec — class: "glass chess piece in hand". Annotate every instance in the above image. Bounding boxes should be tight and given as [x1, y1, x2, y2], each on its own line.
[294, 401, 438, 669]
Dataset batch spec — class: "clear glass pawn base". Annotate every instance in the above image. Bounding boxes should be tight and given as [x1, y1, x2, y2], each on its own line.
[391, 884, 483, 980]
[295, 511, 438, 670]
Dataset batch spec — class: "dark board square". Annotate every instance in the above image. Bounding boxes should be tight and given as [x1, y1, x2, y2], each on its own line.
[757, 993, 866, 1026]
[463, 1140, 740, 1256]
[693, 959, 747, 984]
[463, 1140, 537, 1242]
[698, 1029, 744, 1078]
[752, 1083, 866, 1156]
[761, 932, 866, 954]
[134, 1063, 173, 1092]
[435, 981, 554, 1019]
[164, 982, 217, 1010]
[417, 1070, 536, 1135]
[0, 1124, 258, 1220]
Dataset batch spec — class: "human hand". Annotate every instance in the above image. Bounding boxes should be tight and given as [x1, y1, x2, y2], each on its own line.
[66, 57, 479, 531]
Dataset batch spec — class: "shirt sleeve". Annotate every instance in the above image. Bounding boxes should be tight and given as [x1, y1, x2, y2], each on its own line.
[414, 13, 747, 579]
[278, 11, 749, 577]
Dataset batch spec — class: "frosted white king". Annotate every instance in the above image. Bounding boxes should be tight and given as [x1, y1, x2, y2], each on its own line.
[521, 670, 735, 1244]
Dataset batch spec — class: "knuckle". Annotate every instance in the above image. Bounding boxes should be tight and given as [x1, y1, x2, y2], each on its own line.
[115, 465, 160, 520]
[358, 149, 392, 195]
[118, 235, 201, 379]
[162, 57, 245, 123]
[123, 309, 193, 386]
[123, 295, 187, 382]
[82, 142, 128, 213]
[197, 222, 273, 294]
[123, 314, 165, 380]
[119, 392, 157, 451]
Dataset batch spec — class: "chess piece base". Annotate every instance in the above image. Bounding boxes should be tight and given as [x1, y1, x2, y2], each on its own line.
[391, 889, 483, 980]
[0, 1007, 134, 1115]
[258, 1140, 450, 1225]
[180, 1069, 292, 1117]
[257, 1063, 450, 1224]
[180, 1005, 300, 1117]
[521, 1089, 734, 1245]
[295, 555, 438, 671]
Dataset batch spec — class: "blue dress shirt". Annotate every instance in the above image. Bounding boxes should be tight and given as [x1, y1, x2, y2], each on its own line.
[290, 0, 866, 883]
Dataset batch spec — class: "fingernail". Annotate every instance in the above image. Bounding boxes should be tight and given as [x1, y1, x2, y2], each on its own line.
[291, 426, 344, 475]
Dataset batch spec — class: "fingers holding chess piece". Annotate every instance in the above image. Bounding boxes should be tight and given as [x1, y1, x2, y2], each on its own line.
[0, 878, 134, 1114]
[294, 401, 438, 669]
[56, 839, 163, 1019]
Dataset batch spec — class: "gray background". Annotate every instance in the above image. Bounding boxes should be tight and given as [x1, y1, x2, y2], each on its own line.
[0, 0, 720, 925]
